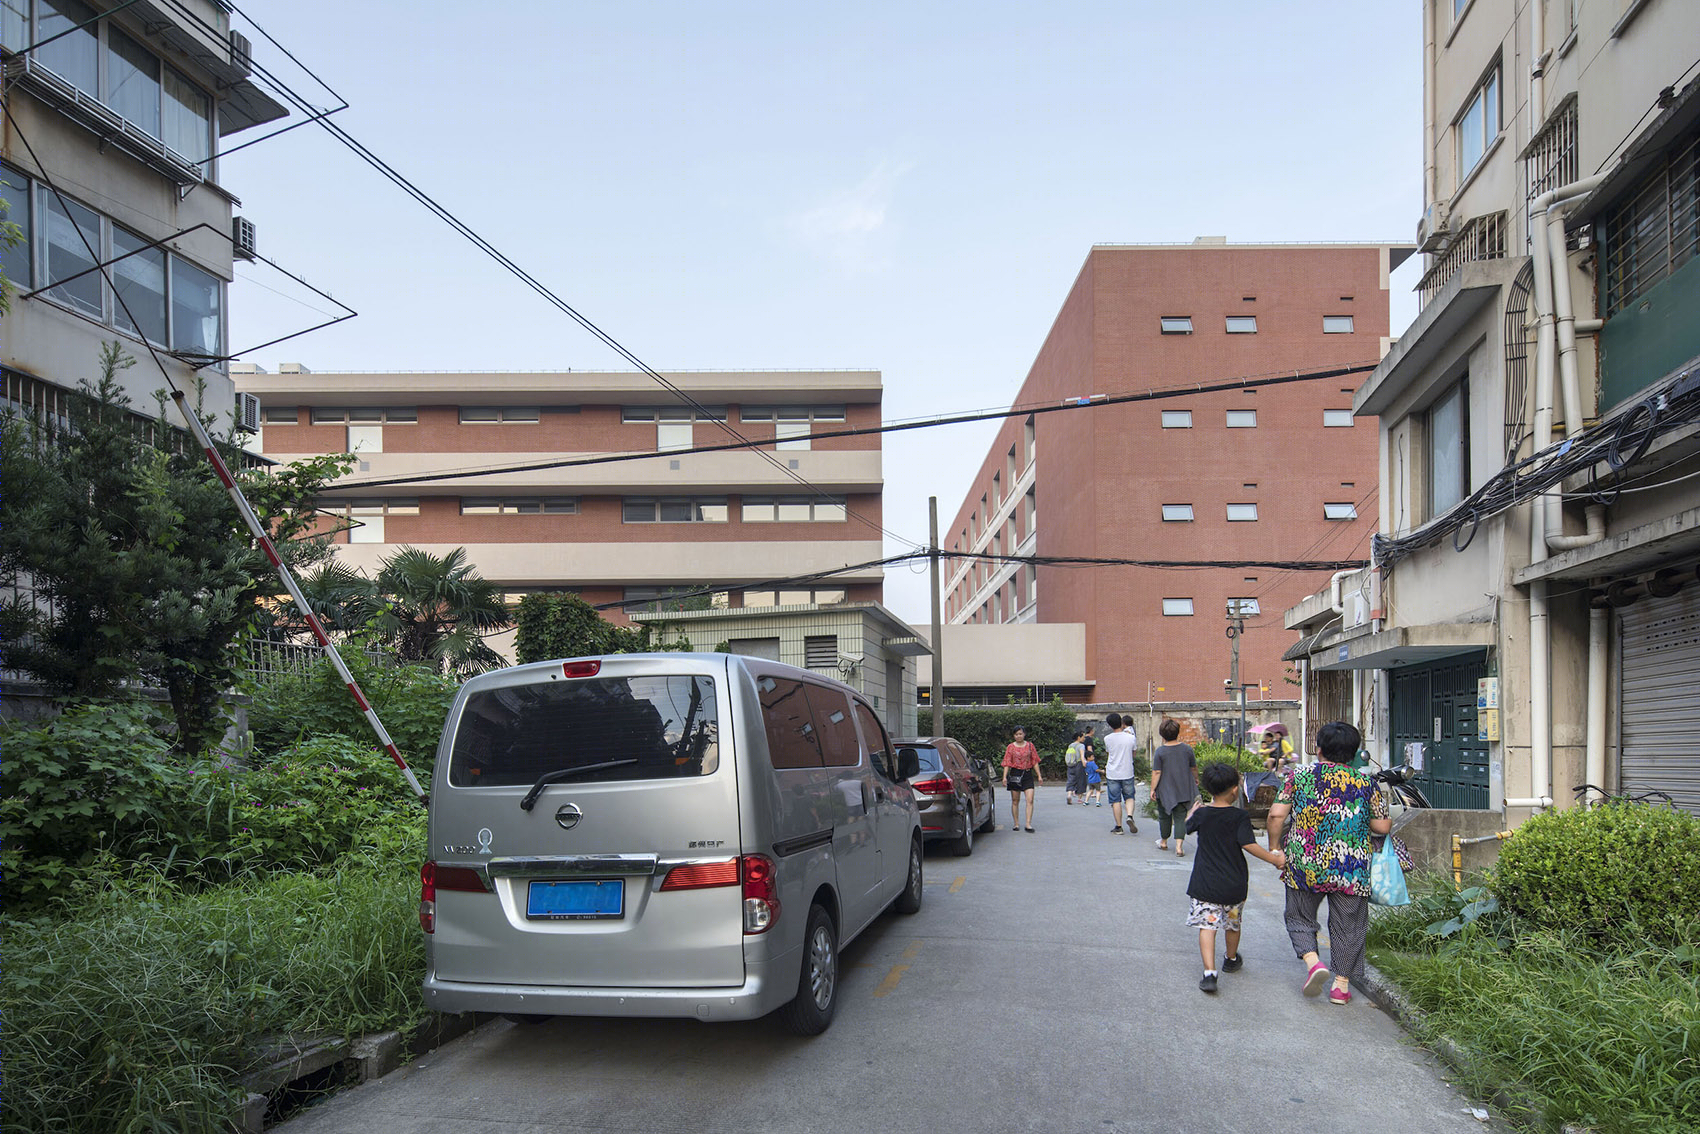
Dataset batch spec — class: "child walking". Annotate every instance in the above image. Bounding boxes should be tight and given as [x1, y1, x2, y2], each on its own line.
[1185, 762, 1285, 993]
[1083, 753, 1103, 805]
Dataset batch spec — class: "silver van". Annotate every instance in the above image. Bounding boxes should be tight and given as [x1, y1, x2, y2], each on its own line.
[420, 652, 923, 1034]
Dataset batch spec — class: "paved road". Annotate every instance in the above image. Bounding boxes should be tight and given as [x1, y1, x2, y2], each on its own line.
[279, 786, 1484, 1133]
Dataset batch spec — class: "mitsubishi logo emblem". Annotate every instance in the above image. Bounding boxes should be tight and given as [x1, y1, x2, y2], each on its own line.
[554, 803, 583, 830]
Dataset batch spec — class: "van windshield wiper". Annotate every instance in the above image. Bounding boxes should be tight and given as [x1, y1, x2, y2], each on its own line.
[519, 760, 638, 811]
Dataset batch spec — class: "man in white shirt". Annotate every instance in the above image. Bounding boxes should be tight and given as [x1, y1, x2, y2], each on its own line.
[1102, 713, 1140, 834]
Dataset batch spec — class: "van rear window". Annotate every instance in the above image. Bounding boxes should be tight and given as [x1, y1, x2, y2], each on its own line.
[448, 676, 719, 787]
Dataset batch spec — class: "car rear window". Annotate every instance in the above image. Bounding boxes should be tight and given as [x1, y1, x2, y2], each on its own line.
[448, 675, 719, 787]
[898, 745, 942, 774]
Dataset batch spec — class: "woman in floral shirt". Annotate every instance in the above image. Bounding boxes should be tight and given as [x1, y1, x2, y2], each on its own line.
[1265, 721, 1391, 1005]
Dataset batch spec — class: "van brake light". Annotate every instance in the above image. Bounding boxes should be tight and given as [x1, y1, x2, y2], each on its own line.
[740, 853, 780, 934]
[419, 861, 489, 934]
[562, 659, 601, 678]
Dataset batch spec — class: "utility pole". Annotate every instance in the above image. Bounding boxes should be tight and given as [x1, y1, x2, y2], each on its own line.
[929, 496, 945, 736]
[1226, 601, 1248, 752]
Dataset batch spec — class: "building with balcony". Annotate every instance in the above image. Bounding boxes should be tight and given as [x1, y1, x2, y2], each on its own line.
[1285, 1, 1700, 818]
[940, 239, 1405, 705]
[2, 0, 284, 426]
[236, 365, 888, 648]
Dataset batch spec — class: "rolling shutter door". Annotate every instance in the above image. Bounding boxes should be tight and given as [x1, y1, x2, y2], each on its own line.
[1618, 580, 1700, 814]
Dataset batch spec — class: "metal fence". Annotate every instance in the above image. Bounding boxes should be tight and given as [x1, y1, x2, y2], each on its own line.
[1417, 210, 1508, 309]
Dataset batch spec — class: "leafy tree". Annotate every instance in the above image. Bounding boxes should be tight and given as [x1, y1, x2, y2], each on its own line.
[0, 343, 351, 752]
[369, 546, 511, 678]
[0, 175, 21, 315]
[513, 592, 689, 664]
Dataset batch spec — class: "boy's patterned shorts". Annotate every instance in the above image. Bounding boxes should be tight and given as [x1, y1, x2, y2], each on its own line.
[1186, 898, 1244, 932]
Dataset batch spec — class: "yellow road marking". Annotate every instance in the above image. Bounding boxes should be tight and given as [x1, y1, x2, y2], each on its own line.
[949, 876, 966, 893]
[901, 941, 922, 961]
[872, 964, 909, 997]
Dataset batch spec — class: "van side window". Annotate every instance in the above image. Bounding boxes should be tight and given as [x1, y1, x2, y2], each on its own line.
[804, 684, 861, 767]
[758, 676, 823, 769]
[852, 699, 896, 780]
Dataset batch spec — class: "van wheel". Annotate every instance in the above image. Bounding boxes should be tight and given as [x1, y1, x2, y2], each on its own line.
[779, 904, 838, 1036]
[894, 837, 923, 914]
[950, 804, 974, 857]
[977, 790, 996, 833]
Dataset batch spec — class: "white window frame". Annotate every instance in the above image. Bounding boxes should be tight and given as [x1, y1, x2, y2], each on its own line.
[1456, 63, 1501, 183]
[1162, 598, 1195, 617]
[460, 498, 578, 515]
[1323, 315, 1355, 334]
[1225, 409, 1258, 428]
[1160, 410, 1193, 429]
[1226, 503, 1260, 522]
[310, 407, 416, 424]
[1224, 315, 1258, 334]
[741, 496, 848, 522]
[458, 406, 540, 424]
[1161, 504, 1195, 522]
[1159, 316, 1193, 335]
[621, 497, 730, 524]
[1323, 409, 1356, 427]
[1323, 502, 1359, 521]
[1227, 598, 1261, 616]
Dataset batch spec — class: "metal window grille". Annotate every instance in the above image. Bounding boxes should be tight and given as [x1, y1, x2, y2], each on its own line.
[1600, 128, 1700, 317]
[1418, 211, 1507, 308]
[1502, 261, 1535, 460]
[804, 635, 838, 669]
[1524, 96, 1579, 248]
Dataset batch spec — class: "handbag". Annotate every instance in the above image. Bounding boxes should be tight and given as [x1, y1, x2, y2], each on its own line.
[1369, 833, 1411, 907]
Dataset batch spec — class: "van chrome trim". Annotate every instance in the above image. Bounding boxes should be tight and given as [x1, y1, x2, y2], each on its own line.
[772, 828, 833, 858]
[487, 854, 660, 878]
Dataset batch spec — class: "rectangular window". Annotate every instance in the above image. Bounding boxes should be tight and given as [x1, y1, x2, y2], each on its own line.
[1428, 379, 1470, 517]
[622, 497, 728, 523]
[1225, 315, 1257, 334]
[1600, 129, 1700, 316]
[1324, 502, 1359, 520]
[1, 0, 25, 52]
[161, 66, 212, 170]
[460, 498, 578, 515]
[1457, 65, 1501, 182]
[1159, 316, 1193, 334]
[1323, 315, 1355, 334]
[37, 0, 98, 96]
[458, 406, 540, 424]
[1162, 598, 1195, 616]
[1161, 504, 1194, 521]
[0, 163, 28, 291]
[1226, 503, 1259, 521]
[108, 27, 161, 140]
[42, 188, 102, 317]
[990, 472, 1001, 509]
[1228, 598, 1261, 616]
[1323, 409, 1355, 427]
[1225, 410, 1258, 428]
[260, 406, 299, 425]
[169, 257, 221, 357]
[310, 407, 415, 424]
[111, 225, 166, 344]
[741, 496, 847, 522]
[1160, 410, 1193, 428]
[1023, 416, 1035, 468]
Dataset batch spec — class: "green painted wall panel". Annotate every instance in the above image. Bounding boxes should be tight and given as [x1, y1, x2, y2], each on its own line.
[1601, 256, 1700, 411]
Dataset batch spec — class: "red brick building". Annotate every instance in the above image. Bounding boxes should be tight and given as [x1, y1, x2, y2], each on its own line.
[941, 240, 1409, 703]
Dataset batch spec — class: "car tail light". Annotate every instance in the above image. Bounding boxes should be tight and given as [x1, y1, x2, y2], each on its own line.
[740, 854, 779, 934]
[659, 859, 739, 890]
[419, 861, 489, 934]
[911, 774, 953, 795]
[562, 659, 601, 678]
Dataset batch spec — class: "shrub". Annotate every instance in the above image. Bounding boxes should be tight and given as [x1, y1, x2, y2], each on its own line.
[914, 699, 1086, 778]
[1493, 801, 1700, 945]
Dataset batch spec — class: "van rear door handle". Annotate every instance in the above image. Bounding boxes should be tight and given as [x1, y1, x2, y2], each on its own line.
[875, 787, 886, 802]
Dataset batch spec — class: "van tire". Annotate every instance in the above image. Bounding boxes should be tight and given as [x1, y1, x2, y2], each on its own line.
[950, 805, 974, 857]
[894, 836, 923, 914]
[779, 904, 838, 1036]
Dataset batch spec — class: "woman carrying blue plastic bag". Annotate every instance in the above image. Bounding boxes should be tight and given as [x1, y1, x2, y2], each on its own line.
[1369, 835, 1411, 906]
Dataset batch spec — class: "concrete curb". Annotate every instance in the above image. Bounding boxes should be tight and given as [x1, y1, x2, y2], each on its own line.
[1358, 961, 1594, 1134]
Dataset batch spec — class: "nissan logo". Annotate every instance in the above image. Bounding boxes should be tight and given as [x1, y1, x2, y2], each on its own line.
[554, 803, 583, 830]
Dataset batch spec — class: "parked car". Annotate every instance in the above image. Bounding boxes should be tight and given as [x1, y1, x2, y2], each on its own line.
[893, 736, 996, 856]
[420, 653, 924, 1036]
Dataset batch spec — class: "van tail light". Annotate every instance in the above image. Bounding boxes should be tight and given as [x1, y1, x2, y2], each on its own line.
[911, 774, 953, 795]
[659, 859, 739, 890]
[740, 854, 780, 934]
[562, 659, 601, 678]
[419, 861, 489, 934]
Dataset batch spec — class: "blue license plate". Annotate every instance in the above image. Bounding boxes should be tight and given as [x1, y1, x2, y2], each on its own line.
[526, 879, 624, 920]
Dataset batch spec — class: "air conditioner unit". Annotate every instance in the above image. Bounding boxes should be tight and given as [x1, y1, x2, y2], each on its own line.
[229, 30, 253, 77]
[236, 392, 261, 434]
[1343, 592, 1370, 630]
[232, 216, 258, 261]
[1416, 203, 1452, 253]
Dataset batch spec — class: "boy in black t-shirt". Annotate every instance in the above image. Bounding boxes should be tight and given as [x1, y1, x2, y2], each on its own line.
[1185, 762, 1286, 993]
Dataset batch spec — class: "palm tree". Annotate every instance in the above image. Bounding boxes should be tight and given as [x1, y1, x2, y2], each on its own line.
[372, 546, 511, 677]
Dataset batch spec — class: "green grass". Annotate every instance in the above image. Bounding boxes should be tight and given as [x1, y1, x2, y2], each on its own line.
[2, 848, 425, 1134]
[1368, 894, 1700, 1134]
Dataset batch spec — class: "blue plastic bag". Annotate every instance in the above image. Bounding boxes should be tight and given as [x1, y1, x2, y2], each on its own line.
[1369, 836, 1410, 907]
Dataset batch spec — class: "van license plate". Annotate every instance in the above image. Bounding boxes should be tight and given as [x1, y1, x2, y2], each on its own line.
[526, 879, 624, 920]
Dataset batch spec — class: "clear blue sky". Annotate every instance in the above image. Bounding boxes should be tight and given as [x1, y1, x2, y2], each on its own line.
[226, 1, 1424, 624]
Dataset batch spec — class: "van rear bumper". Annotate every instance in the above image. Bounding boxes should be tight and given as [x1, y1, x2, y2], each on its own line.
[423, 952, 794, 1022]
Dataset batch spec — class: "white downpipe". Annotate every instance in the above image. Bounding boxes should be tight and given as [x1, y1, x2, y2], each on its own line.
[1505, 795, 1556, 808]
[1530, 0, 1545, 141]
[1586, 605, 1608, 801]
[1547, 212, 1586, 439]
[1329, 568, 1356, 614]
[1547, 501, 1606, 551]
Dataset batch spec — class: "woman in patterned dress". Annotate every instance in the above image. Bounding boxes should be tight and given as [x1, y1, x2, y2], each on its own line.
[1264, 721, 1391, 1005]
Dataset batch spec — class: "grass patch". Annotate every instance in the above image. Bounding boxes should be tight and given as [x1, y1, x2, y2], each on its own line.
[2, 847, 425, 1134]
[1368, 884, 1700, 1134]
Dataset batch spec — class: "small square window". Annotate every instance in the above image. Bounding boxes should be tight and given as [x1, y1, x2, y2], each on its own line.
[1228, 598, 1261, 616]
[1225, 410, 1258, 428]
[1324, 502, 1359, 520]
[1162, 598, 1195, 616]
[1323, 409, 1355, 427]
[1226, 503, 1259, 522]
[1323, 315, 1355, 334]
[1225, 316, 1257, 334]
[1161, 410, 1193, 429]
[1159, 316, 1193, 335]
[1161, 504, 1194, 522]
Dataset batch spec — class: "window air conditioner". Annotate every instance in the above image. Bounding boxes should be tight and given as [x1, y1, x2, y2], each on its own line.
[1417, 203, 1452, 253]
[229, 30, 253, 77]
[1343, 592, 1370, 630]
[237, 392, 261, 434]
[232, 216, 258, 261]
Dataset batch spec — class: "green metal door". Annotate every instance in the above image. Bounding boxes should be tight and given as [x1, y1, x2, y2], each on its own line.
[1389, 652, 1489, 809]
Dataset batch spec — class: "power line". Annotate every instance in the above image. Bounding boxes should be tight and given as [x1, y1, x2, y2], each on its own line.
[332, 361, 1382, 491]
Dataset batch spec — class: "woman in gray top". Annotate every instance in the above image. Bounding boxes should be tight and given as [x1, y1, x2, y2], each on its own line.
[1149, 719, 1199, 857]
